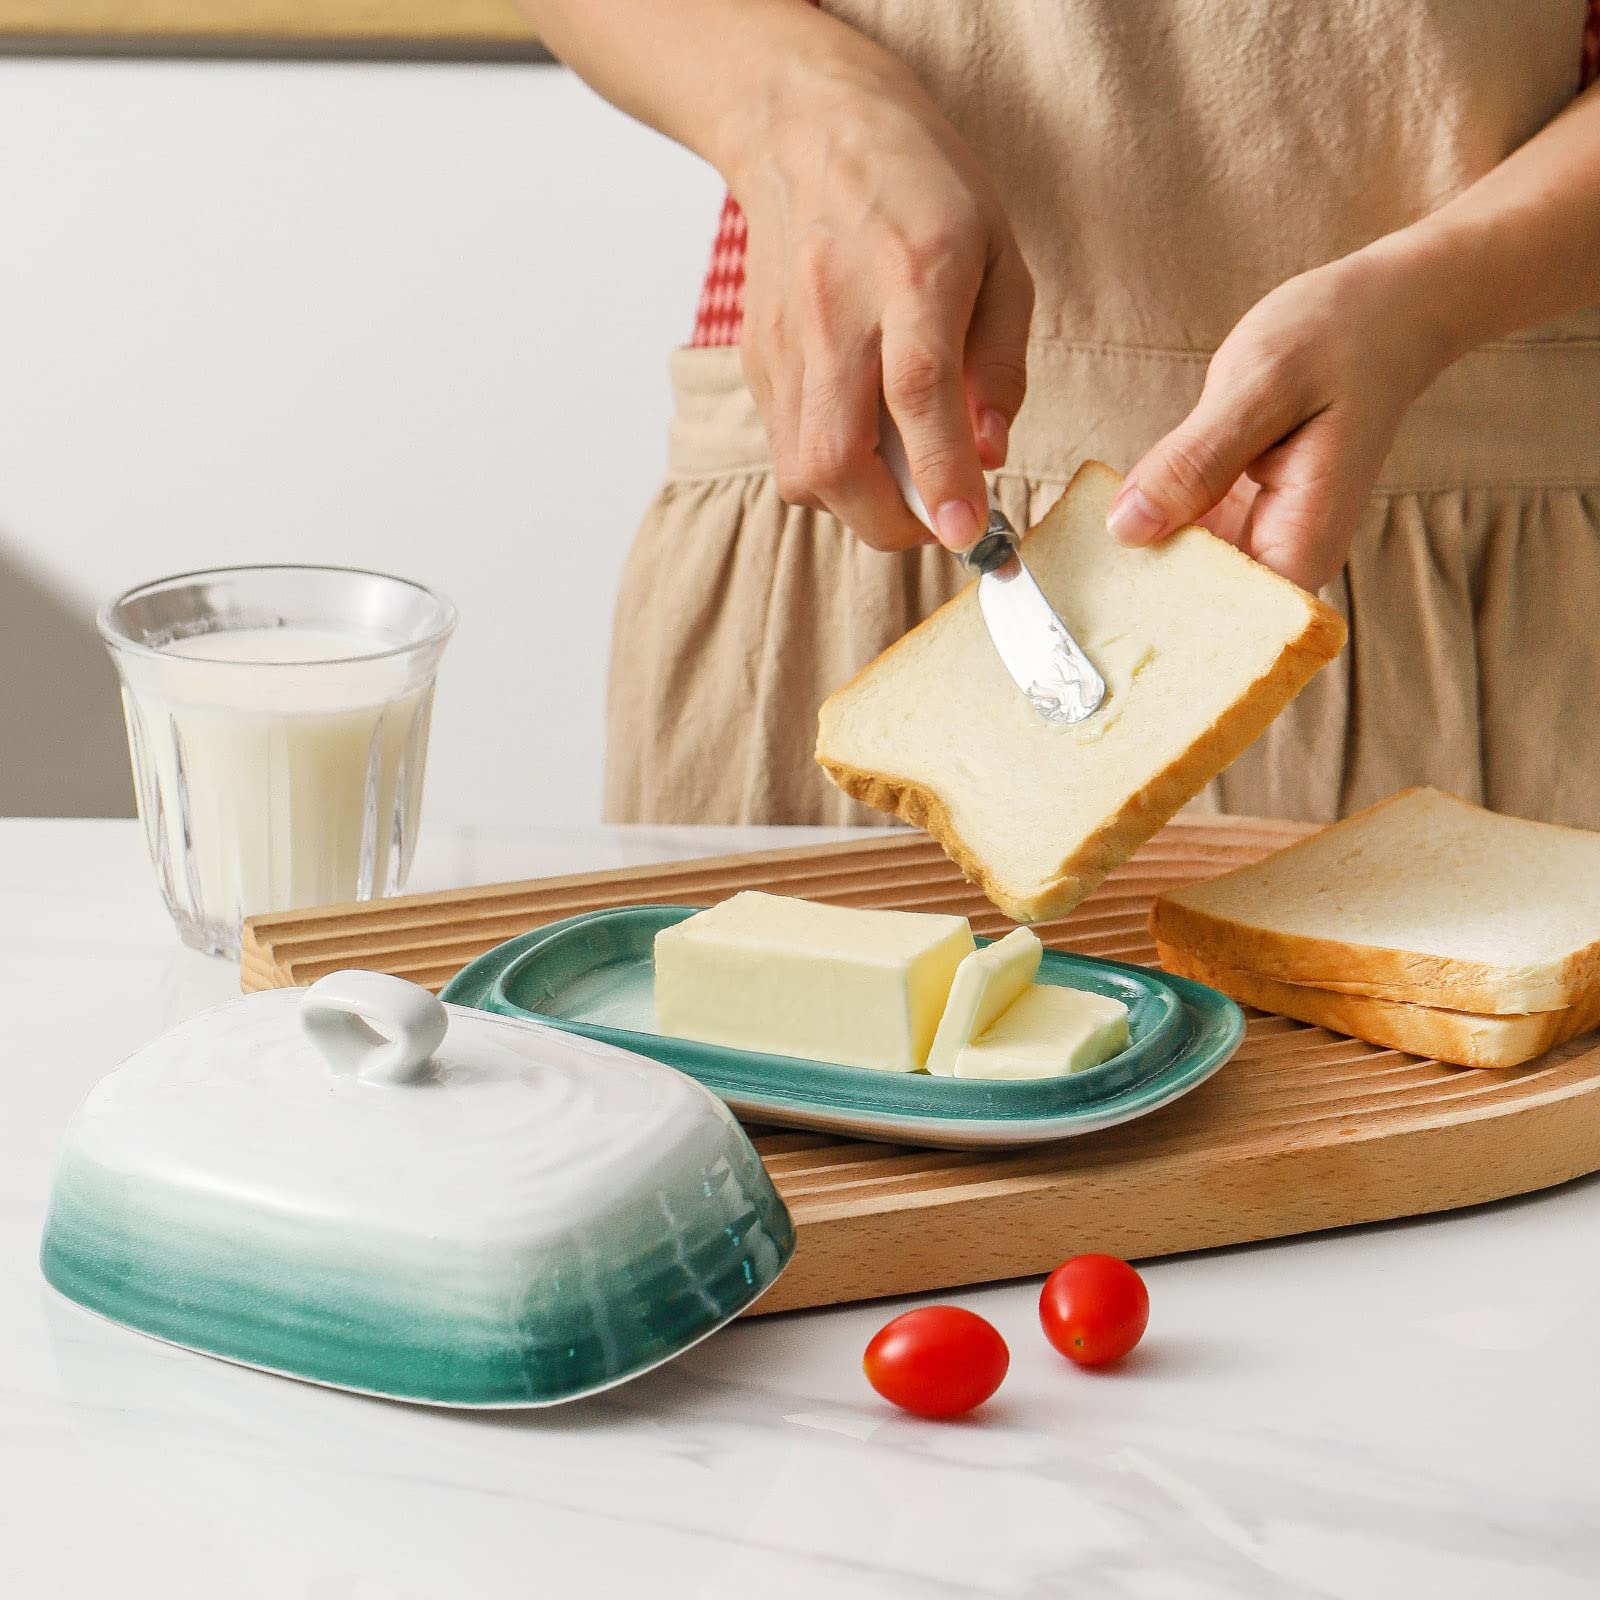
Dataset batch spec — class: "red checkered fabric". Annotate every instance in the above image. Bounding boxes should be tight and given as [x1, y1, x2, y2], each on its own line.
[691, 190, 748, 348]
[690, 2, 1600, 349]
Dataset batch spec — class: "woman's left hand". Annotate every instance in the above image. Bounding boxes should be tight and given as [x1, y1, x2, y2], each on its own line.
[1104, 247, 1451, 592]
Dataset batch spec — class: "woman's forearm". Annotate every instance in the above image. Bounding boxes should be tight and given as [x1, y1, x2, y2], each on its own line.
[1381, 82, 1600, 365]
[516, 0, 904, 185]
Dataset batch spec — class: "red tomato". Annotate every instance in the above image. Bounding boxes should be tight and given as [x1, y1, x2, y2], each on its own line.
[863, 1306, 1010, 1418]
[1039, 1254, 1149, 1367]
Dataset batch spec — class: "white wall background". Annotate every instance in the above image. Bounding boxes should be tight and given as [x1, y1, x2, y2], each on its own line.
[0, 57, 723, 822]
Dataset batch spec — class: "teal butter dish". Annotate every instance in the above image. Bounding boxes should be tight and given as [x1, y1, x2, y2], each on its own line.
[441, 906, 1245, 1149]
[41, 971, 793, 1407]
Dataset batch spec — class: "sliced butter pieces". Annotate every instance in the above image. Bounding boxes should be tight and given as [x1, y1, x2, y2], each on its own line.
[653, 891, 974, 1072]
[925, 927, 1043, 1076]
[924, 925, 1130, 1081]
[952, 984, 1130, 1080]
[654, 891, 1130, 1081]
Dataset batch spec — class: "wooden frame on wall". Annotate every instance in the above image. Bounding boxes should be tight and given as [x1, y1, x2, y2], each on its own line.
[0, 2, 549, 60]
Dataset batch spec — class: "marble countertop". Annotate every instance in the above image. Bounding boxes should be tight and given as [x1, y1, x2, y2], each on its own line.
[5, 818, 1598, 1599]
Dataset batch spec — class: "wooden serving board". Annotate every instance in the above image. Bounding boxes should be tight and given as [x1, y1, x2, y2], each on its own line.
[241, 816, 1600, 1315]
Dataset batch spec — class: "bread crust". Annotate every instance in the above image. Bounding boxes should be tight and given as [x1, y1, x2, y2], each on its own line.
[814, 461, 1348, 924]
[1150, 789, 1600, 1014]
[1156, 937, 1600, 1070]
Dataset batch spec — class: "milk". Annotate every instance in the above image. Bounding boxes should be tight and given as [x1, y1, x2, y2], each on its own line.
[117, 626, 436, 949]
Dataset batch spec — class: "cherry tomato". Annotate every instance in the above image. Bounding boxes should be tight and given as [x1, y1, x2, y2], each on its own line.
[863, 1306, 1010, 1418]
[1039, 1254, 1149, 1367]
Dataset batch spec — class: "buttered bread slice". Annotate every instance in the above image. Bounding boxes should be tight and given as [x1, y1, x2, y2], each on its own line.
[816, 462, 1345, 923]
[1152, 788, 1600, 1015]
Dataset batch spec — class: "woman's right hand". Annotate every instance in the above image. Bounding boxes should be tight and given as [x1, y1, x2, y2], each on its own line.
[728, 44, 1034, 553]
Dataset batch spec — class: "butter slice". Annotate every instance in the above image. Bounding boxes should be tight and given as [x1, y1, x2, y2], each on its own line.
[952, 984, 1130, 1080]
[925, 928, 1043, 1076]
[654, 891, 975, 1072]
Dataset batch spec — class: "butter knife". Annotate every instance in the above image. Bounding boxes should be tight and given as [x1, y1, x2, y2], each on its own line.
[878, 409, 1106, 726]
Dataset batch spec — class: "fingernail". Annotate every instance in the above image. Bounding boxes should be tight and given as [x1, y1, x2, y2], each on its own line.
[1106, 484, 1165, 545]
[978, 407, 1009, 464]
[934, 498, 981, 551]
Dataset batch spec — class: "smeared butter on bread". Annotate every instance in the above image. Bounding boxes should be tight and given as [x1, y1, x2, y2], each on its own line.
[815, 462, 1346, 923]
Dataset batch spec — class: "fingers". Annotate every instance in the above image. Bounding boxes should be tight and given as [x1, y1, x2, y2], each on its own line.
[743, 202, 1030, 554]
[1196, 475, 1261, 548]
[1106, 343, 1365, 593]
[964, 241, 1033, 470]
[1239, 492, 1347, 592]
[1232, 414, 1369, 592]
[761, 232, 932, 551]
[740, 289, 823, 511]
[1107, 353, 1305, 548]
[793, 352, 931, 552]
[1103, 262, 1395, 589]
[881, 290, 991, 552]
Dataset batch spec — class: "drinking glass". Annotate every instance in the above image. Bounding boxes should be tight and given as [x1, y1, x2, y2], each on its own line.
[99, 565, 456, 956]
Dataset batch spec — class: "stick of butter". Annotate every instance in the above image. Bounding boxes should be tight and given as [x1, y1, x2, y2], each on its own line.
[925, 928, 1043, 1076]
[952, 984, 1130, 1079]
[653, 891, 975, 1072]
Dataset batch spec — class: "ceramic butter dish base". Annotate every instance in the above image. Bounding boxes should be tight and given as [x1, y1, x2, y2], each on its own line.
[443, 906, 1245, 1148]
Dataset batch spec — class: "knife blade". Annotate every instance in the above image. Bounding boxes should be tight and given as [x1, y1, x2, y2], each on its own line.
[877, 407, 1106, 726]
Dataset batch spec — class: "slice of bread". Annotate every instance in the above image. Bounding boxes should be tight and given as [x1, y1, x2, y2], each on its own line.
[815, 462, 1346, 923]
[1155, 937, 1600, 1070]
[1152, 788, 1600, 1015]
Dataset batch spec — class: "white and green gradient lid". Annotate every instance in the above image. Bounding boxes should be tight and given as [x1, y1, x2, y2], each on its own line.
[41, 972, 794, 1407]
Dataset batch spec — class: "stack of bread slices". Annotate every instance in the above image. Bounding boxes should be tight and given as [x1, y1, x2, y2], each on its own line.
[1151, 788, 1600, 1069]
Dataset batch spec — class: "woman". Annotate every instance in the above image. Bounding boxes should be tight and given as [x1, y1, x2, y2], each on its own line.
[523, 0, 1600, 829]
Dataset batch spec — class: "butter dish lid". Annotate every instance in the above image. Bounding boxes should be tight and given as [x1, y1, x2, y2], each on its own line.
[41, 971, 794, 1407]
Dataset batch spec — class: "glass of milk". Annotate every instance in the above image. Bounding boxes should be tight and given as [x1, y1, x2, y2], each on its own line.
[99, 565, 456, 956]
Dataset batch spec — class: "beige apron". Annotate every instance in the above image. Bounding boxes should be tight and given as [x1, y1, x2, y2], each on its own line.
[607, 0, 1600, 828]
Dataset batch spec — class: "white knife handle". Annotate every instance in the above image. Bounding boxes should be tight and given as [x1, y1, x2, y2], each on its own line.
[878, 401, 1016, 573]
[877, 400, 934, 533]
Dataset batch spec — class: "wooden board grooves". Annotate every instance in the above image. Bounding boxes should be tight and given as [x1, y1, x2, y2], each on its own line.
[241, 814, 1600, 1314]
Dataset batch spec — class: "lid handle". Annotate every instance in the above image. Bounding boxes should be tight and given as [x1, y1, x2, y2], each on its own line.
[300, 970, 448, 1086]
